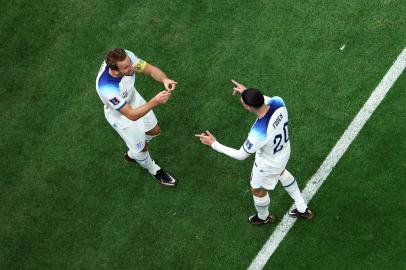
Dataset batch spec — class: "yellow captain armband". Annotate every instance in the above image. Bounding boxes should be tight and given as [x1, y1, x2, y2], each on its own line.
[133, 59, 147, 73]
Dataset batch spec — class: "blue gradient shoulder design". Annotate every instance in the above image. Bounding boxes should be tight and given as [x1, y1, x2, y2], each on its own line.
[266, 96, 285, 107]
[250, 96, 285, 139]
[97, 66, 122, 94]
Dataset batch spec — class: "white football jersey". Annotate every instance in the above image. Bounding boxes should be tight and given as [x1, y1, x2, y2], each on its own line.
[243, 96, 291, 174]
[96, 50, 146, 121]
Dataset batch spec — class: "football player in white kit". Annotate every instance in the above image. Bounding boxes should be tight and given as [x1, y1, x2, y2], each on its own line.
[96, 48, 177, 187]
[196, 80, 313, 225]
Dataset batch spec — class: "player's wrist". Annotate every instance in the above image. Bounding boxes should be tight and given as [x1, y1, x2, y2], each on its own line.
[149, 99, 160, 107]
[211, 140, 220, 150]
[161, 77, 170, 84]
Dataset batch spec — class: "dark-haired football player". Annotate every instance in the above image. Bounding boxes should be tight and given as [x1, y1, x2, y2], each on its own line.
[196, 80, 313, 225]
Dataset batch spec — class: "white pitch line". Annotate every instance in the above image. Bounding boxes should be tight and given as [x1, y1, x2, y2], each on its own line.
[248, 47, 406, 270]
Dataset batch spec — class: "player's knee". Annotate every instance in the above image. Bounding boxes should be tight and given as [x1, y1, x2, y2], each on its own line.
[146, 125, 160, 136]
[251, 188, 268, 197]
[280, 170, 295, 187]
[141, 143, 149, 152]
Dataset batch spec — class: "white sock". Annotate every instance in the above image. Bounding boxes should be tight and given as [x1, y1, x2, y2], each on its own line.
[280, 170, 307, 213]
[253, 194, 270, 220]
[130, 151, 160, 175]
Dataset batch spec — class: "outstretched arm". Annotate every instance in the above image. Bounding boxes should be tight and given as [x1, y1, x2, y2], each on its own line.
[119, 90, 172, 121]
[195, 130, 250, 161]
[143, 63, 178, 91]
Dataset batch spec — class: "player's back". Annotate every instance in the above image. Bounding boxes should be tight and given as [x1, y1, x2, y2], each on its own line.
[249, 96, 291, 174]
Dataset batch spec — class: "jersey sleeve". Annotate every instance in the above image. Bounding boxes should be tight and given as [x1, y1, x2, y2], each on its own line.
[264, 95, 271, 104]
[99, 85, 127, 110]
[211, 141, 250, 161]
[126, 50, 147, 73]
[242, 132, 268, 154]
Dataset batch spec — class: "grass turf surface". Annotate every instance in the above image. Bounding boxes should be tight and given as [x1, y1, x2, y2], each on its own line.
[1, 0, 405, 269]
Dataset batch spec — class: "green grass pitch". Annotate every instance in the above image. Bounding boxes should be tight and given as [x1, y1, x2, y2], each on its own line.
[1, 1, 405, 269]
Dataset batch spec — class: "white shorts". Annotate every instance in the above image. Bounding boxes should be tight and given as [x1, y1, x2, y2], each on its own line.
[128, 92, 158, 132]
[104, 107, 158, 154]
[250, 163, 281, 190]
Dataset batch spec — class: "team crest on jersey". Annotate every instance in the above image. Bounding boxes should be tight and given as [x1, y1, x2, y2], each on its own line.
[245, 140, 253, 150]
[109, 97, 120, 105]
[136, 142, 143, 150]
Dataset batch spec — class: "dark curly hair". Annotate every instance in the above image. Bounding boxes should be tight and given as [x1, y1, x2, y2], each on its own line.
[105, 48, 127, 71]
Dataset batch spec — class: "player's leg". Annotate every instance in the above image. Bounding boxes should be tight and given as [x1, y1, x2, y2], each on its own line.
[131, 143, 161, 175]
[142, 108, 160, 143]
[249, 165, 275, 225]
[146, 124, 160, 136]
[249, 188, 273, 225]
[279, 169, 313, 219]
[134, 142, 176, 187]
[129, 144, 176, 187]
[124, 123, 160, 161]
[112, 119, 176, 187]
[114, 121, 160, 175]
[130, 91, 160, 142]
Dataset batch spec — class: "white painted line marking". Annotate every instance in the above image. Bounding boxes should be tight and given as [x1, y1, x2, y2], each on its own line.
[248, 47, 406, 270]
